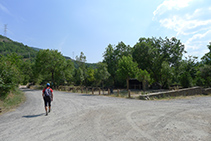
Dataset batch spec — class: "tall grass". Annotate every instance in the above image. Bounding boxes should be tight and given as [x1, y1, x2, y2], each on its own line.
[0, 88, 25, 114]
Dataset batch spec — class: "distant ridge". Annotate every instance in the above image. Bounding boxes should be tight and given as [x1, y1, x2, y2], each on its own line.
[0, 35, 97, 68]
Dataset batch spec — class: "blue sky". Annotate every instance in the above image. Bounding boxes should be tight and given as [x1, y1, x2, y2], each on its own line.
[0, 0, 210, 63]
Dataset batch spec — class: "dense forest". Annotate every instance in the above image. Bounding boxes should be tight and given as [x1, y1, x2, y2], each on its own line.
[0, 34, 211, 98]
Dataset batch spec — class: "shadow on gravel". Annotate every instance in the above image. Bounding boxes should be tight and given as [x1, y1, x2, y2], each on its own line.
[22, 113, 45, 118]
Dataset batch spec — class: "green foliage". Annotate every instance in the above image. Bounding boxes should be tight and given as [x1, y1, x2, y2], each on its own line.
[136, 69, 150, 82]
[201, 42, 211, 65]
[177, 56, 199, 87]
[103, 42, 131, 87]
[198, 65, 211, 87]
[0, 55, 20, 98]
[0, 35, 37, 59]
[94, 62, 110, 87]
[160, 61, 172, 89]
[136, 69, 151, 91]
[116, 55, 138, 90]
[132, 37, 185, 88]
[34, 49, 75, 86]
[74, 52, 87, 86]
[179, 72, 193, 88]
[86, 68, 95, 86]
[1, 34, 211, 92]
[117, 56, 138, 80]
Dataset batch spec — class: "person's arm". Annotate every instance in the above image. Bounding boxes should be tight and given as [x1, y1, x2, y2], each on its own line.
[51, 92, 53, 101]
[42, 89, 45, 98]
[51, 89, 53, 101]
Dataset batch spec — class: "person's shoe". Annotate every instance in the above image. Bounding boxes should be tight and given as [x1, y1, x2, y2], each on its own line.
[48, 109, 51, 113]
[46, 112, 48, 116]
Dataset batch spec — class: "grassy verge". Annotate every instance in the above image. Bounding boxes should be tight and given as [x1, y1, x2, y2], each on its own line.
[0, 88, 26, 115]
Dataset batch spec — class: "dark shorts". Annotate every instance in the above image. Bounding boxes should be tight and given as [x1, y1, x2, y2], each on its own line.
[44, 96, 51, 107]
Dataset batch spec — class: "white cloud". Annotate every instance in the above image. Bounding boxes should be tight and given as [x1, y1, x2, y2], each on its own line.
[153, 0, 194, 17]
[185, 30, 211, 49]
[160, 16, 211, 36]
[153, 0, 211, 59]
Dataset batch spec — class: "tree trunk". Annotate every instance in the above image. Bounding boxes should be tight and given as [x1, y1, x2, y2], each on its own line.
[142, 80, 146, 91]
[127, 77, 129, 91]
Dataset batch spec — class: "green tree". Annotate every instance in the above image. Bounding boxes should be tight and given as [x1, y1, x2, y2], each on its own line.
[103, 44, 115, 85]
[116, 56, 138, 90]
[34, 49, 67, 86]
[86, 67, 95, 86]
[94, 62, 110, 87]
[0, 55, 20, 98]
[63, 59, 75, 85]
[201, 42, 211, 65]
[74, 52, 87, 85]
[136, 69, 150, 91]
[133, 37, 185, 87]
[20, 60, 33, 85]
[177, 56, 198, 87]
[199, 65, 211, 87]
[103, 42, 131, 87]
[160, 61, 172, 88]
[179, 72, 193, 88]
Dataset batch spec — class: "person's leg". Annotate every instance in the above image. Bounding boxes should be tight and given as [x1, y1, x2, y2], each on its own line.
[48, 98, 51, 113]
[45, 106, 48, 115]
[44, 97, 48, 115]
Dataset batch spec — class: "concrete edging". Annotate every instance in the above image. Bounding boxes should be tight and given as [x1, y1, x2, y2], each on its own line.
[140, 87, 210, 100]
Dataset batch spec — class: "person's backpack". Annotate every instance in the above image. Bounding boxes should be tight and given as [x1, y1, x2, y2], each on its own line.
[44, 88, 51, 97]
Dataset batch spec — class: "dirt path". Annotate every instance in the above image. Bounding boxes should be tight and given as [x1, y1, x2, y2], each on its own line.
[0, 89, 211, 141]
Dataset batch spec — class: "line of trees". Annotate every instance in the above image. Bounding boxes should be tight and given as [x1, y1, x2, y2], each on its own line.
[104, 37, 211, 89]
[1, 36, 211, 98]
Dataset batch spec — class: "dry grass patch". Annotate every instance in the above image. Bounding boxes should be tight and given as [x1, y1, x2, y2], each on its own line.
[0, 88, 26, 115]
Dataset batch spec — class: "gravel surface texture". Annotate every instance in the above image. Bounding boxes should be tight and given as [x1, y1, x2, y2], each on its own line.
[0, 89, 211, 141]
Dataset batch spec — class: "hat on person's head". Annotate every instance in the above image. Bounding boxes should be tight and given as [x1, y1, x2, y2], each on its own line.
[46, 83, 50, 86]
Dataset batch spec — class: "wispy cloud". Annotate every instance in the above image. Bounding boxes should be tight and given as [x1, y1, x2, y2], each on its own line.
[153, 0, 194, 17]
[0, 3, 11, 15]
[153, 0, 211, 59]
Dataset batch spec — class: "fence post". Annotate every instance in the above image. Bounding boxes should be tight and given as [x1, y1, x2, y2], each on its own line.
[117, 89, 119, 97]
[108, 89, 110, 95]
[99, 88, 101, 95]
[81, 88, 83, 93]
[128, 90, 131, 98]
[92, 88, 94, 94]
[86, 88, 88, 94]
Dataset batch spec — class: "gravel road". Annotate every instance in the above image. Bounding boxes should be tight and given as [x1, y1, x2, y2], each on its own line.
[0, 89, 211, 141]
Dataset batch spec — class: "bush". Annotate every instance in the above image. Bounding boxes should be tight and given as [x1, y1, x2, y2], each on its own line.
[179, 72, 193, 88]
[0, 58, 20, 98]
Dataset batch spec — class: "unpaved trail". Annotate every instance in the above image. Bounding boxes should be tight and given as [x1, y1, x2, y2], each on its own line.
[0, 89, 211, 141]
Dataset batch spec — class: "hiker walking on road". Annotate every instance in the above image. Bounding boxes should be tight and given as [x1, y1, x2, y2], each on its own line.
[42, 83, 53, 116]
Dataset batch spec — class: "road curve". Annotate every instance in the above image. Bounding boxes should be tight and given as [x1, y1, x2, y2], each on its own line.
[0, 89, 211, 141]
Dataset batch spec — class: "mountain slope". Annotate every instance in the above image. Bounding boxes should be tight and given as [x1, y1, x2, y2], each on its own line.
[0, 35, 38, 59]
[0, 35, 97, 68]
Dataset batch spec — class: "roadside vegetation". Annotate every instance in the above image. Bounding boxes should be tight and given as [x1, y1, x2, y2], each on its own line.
[0, 34, 211, 112]
[0, 88, 25, 115]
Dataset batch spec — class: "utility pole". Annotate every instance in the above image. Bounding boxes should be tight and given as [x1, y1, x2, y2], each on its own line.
[4, 24, 7, 36]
